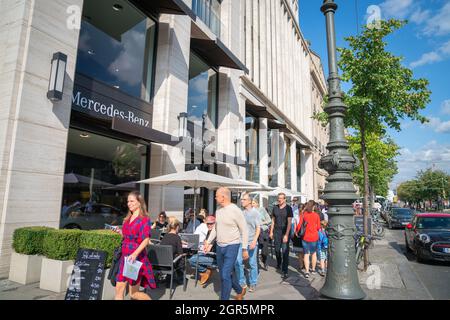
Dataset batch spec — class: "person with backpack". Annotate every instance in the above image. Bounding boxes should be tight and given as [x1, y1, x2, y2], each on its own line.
[295, 200, 320, 279]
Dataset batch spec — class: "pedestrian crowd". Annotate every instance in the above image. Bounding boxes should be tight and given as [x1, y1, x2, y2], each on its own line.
[110, 189, 329, 300]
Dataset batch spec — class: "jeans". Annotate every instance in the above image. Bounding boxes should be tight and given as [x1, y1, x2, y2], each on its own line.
[235, 244, 259, 286]
[216, 244, 243, 300]
[189, 253, 216, 273]
[274, 229, 290, 274]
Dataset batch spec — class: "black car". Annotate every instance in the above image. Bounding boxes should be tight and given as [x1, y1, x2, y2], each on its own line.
[386, 208, 414, 229]
[405, 213, 450, 262]
[61, 203, 126, 230]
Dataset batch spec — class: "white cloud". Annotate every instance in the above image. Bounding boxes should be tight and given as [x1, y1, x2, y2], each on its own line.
[379, 0, 414, 20]
[425, 116, 450, 134]
[442, 100, 450, 115]
[410, 40, 450, 68]
[391, 141, 450, 187]
[410, 8, 431, 24]
[422, 2, 450, 36]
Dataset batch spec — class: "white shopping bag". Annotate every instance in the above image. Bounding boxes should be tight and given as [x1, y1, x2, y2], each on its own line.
[123, 257, 143, 281]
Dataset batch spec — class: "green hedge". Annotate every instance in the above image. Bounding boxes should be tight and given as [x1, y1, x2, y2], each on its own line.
[79, 230, 122, 268]
[43, 229, 83, 261]
[12, 227, 54, 255]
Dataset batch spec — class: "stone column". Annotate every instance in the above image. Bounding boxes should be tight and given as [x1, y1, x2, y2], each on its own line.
[149, 14, 191, 222]
[290, 138, 298, 192]
[0, 0, 83, 277]
[259, 118, 269, 205]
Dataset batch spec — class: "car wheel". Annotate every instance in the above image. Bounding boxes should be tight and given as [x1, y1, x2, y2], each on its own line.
[414, 246, 425, 263]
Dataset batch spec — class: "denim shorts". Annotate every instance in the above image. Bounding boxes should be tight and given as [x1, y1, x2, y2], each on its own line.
[319, 249, 328, 261]
[302, 241, 318, 254]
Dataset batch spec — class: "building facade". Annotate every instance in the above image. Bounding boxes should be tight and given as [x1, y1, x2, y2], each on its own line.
[0, 0, 327, 277]
[310, 50, 329, 201]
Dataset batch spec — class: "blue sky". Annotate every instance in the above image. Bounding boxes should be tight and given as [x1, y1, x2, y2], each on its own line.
[299, 0, 450, 191]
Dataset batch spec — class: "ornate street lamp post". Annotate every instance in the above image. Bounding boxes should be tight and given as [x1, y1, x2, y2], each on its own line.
[318, 0, 366, 299]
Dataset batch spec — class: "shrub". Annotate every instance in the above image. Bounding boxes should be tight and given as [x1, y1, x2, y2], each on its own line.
[12, 226, 54, 255]
[42, 229, 84, 261]
[79, 230, 122, 268]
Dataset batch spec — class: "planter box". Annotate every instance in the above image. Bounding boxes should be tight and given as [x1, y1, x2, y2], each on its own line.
[9, 251, 43, 285]
[39, 258, 74, 293]
[102, 269, 115, 300]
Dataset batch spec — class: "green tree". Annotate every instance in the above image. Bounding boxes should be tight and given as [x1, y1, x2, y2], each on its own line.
[335, 19, 430, 270]
[348, 131, 400, 199]
[397, 180, 422, 206]
[416, 169, 450, 209]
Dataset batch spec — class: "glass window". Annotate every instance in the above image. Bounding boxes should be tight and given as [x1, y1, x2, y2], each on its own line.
[76, 0, 156, 102]
[187, 52, 218, 132]
[192, 0, 221, 37]
[246, 114, 259, 183]
[60, 129, 147, 230]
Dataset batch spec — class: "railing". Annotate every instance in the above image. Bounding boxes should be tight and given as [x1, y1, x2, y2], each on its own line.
[192, 0, 222, 38]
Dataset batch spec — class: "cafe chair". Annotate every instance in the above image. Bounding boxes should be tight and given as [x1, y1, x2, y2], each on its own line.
[150, 229, 162, 244]
[147, 244, 187, 299]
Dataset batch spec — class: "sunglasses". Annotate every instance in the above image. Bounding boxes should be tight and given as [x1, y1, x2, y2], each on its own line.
[207, 223, 215, 225]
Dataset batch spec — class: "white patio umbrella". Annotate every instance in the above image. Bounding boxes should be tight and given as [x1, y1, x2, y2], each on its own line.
[137, 168, 258, 225]
[63, 173, 113, 187]
[103, 181, 139, 191]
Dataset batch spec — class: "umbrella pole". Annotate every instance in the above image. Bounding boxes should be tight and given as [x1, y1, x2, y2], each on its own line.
[193, 188, 197, 233]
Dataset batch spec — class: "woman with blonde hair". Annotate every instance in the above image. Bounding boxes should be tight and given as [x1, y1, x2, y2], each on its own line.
[114, 191, 155, 300]
[160, 217, 185, 285]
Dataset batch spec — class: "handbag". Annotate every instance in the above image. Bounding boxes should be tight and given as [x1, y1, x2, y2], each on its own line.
[295, 214, 308, 240]
[108, 244, 123, 287]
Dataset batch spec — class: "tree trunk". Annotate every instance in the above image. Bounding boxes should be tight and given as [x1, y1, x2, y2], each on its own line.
[360, 128, 370, 271]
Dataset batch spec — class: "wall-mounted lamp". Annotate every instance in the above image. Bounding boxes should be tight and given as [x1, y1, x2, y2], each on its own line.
[47, 52, 67, 101]
[178, 112, 188, 138]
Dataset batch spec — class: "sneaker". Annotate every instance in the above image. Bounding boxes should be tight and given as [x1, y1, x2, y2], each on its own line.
[310, 269, 317, 275]
[304, 272, 310, 279]
[319, 270, 325, 277]
[282, 273, 288, 280]
[249, 285, 256, 293]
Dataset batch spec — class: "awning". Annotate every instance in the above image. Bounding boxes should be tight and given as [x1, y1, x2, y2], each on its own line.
[130, 0, 196, 19]
[191, 38, 248, 72]
[267, 119, 292, 134]
[246, 103, 277, 120]
[112, 117, 180, 146]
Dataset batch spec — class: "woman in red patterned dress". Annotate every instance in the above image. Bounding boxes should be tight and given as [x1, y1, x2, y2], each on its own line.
[114, 191, 156, 300]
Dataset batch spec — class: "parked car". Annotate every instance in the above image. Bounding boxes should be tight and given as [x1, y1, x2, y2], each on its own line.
[60, 203, 126, 230]
[405, 213, 450, 263]
[386, 208, 414, 229]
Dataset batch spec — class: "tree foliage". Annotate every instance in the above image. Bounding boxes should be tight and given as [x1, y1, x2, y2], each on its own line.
[398, 169, 450, 205]
[339, 19, 431, 134]
[348, 131, 400, 197]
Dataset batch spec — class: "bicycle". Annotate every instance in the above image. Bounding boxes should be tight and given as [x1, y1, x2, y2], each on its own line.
[354, 232, 382, 269]
[370, 210, 386, 237]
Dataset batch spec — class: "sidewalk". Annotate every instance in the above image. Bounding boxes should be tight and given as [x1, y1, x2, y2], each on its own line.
[0, 230, 433, 300]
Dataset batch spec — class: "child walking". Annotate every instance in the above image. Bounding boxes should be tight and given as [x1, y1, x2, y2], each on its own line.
[318, 220, 328, 277]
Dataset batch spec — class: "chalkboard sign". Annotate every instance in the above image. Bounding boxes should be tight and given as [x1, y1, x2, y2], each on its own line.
[354, 216, 372, 235]
[65, 249, 107, 300]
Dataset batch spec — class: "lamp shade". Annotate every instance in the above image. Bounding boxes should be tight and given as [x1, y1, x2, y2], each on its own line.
[47, 52, 67, 101]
